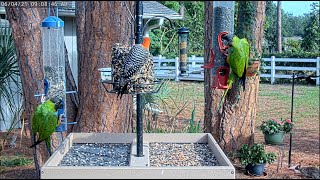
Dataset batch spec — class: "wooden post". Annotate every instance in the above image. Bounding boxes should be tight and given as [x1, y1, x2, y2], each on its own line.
[191, 55, 196, 68]
[158, 55, 162, 68]
[271, 56, 276, 84]
[175, 57, 180, 81]
[316, 57, 320, 86]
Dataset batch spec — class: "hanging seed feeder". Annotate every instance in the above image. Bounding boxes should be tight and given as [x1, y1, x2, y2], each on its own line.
[177, 27, 190, 75]
[42, 15, 67, 132]
[202, 1, 235, 89]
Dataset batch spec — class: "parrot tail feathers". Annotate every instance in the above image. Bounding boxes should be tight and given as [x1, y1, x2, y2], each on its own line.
[240, 64, 247, 91]
[216, 87, 230, 113]
[216, 78, 234, 113]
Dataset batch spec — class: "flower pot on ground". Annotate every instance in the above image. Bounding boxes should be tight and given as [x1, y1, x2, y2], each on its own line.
[237, 143, 277, 176]
[245, 163, 266, 176]
[260, 118, 294, 145]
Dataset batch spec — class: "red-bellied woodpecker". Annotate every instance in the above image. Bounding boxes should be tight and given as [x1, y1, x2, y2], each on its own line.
[117, 36, 151, 99]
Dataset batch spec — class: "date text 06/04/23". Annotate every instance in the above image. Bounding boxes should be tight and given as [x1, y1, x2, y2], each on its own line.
[0, 1, 68, 8]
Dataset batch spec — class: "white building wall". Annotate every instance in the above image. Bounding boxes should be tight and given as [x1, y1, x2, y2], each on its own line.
[61, 16, 78, 88]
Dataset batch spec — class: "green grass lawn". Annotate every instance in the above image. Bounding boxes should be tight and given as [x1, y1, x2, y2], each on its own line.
[153, 81, 319, 130]
[257, 83, 319, 126]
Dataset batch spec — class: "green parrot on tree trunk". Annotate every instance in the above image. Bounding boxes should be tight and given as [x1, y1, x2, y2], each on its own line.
[30, 97, 63, 156]
[216, 34, 250, 112]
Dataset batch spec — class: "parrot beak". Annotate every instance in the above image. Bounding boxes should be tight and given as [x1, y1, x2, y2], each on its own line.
[222, 33, 233, 46]
[51, 97, 64, 111]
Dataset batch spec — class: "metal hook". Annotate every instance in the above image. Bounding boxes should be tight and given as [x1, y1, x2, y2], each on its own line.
[142, 15, 175, 35]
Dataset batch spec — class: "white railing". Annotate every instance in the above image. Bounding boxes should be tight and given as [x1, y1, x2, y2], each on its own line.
[153, 55, 320, 85]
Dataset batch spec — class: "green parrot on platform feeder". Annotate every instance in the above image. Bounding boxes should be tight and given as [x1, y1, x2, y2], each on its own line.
[216, 34, 250, 112]
[30, 97, 63, 156]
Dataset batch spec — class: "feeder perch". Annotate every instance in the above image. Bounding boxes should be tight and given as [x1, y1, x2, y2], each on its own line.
[41, 15, 67, 132]
[213, 66, 230, 89]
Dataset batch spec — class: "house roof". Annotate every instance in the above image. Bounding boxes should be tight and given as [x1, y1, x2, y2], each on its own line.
[0, 1, 183, 19]
[142, 1, 182, 19]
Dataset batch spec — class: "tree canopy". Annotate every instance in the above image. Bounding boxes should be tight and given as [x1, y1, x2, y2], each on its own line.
[149, 1, 318, 58]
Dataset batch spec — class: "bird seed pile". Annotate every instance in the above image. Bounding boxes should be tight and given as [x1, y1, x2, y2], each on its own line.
[111, 43, 155, 94]
[149, 143, 220, 167]
[58, 143, 131, 166]
[44, 66, 65, 100]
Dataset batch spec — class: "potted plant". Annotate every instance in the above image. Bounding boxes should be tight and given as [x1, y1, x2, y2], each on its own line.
[246, 58, 261, 77]
[260, 118, 294, 145]
[237, 143, 277, 176]
[246, 51, 262, 77]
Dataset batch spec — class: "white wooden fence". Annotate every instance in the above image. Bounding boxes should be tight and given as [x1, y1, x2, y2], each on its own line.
[260, 56, 320, 85]
[153, 55, 320, 85]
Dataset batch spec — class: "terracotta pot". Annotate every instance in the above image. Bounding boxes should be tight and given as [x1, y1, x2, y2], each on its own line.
[246, 60, 260, 77]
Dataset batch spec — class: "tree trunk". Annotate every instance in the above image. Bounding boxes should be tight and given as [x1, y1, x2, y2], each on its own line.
[277, 1, 282, 53]
[204, 1, 266, 154]
[74, 1, 134, 133]
[5, 7, 46, 178]
[6, 4, 78, 178]
[203, 1, 214, 133]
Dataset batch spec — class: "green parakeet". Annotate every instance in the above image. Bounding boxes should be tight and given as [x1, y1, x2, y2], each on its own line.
[217, 34, 250, 112]
[30, 97, 63, 156]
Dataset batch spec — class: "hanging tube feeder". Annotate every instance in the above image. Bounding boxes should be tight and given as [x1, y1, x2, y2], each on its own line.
[202, 1, 235, 89]
[177, 27, 189, 75]
[41, 13, 67, 132]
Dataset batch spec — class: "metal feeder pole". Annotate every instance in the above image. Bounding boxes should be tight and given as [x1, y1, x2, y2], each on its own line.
[135, 0, 144, 157]
[288, 72, 295, 167]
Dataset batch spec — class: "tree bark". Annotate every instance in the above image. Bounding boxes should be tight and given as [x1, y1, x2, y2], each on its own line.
[5, 7, 45, 178]
[203, 1, 215, 134]
[74, 1, 134, 133]
[277, 1, 282, 53]
[204, 1, 266, 154]
[6, 4, 78, 178]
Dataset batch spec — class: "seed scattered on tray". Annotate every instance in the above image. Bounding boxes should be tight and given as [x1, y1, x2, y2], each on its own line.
[149, 143, 220, 167]
[58, 143, 131, 166]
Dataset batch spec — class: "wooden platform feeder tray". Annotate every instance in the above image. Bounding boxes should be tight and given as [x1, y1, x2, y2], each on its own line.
[41, 133, 235, 179]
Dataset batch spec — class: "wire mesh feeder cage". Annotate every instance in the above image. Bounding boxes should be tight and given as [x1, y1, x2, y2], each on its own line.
[42, 15, 67, 132]
[100, 43, 163, 95]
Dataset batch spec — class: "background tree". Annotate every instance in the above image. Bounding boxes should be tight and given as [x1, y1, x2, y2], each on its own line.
[204, 1, 266, 154]
[264, 1, 310, 54]
[74, 1, 135, 133]
[301, 2, 320, 52]
[149, 1, 204, 58]
[277, 1, 282, 53]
